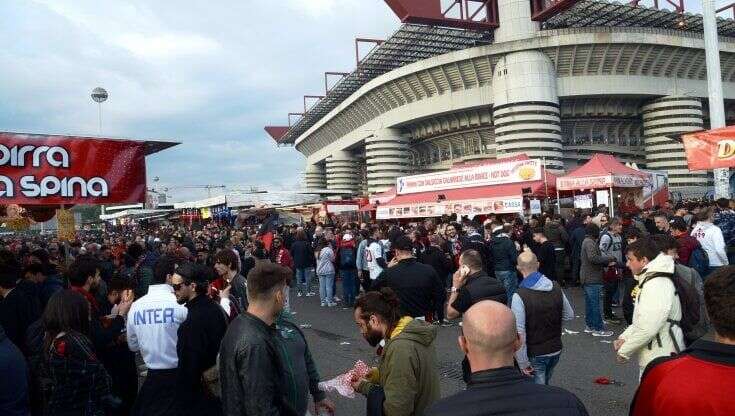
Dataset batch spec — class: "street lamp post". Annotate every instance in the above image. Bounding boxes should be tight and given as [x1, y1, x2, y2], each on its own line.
[91, 87, 108, 135]
[703, 0, 730, 198]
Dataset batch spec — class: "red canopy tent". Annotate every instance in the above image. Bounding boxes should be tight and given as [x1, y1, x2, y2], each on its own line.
[556, 154, 649, 216]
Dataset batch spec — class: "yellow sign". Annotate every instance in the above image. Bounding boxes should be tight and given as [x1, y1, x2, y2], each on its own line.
[56, 208, 76, 241]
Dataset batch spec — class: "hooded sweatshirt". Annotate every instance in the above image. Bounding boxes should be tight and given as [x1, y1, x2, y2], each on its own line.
[357, 318, 440, 416]
[691, 222, 729, 267]
[618, 253, 684, 374]
[511, 272, 574, 369]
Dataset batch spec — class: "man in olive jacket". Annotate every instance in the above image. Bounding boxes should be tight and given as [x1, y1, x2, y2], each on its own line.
[352, 288, 440, 416]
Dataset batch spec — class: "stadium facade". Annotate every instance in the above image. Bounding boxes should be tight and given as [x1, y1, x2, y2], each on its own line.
[266, 0, 735, 197]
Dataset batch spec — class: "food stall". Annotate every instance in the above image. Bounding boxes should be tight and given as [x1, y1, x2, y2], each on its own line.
[377, 156, 556, 220]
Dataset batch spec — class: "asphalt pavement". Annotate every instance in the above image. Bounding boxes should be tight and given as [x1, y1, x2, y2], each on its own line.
[290, 284, 638, 416]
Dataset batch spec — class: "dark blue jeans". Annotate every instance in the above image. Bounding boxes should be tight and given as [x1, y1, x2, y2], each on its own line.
[583, 283, 604, 331]
[531, 353, 561, 385]
[341, 269, 358, 306]
[495, 270, 517, 304]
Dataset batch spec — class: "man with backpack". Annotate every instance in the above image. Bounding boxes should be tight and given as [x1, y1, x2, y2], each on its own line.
[614, 238, 685, 377]
[337, 230, 358, 307]
[670, 217, 709, 277]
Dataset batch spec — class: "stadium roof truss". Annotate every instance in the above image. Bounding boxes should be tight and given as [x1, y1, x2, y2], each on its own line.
[270, 0, 735, 146]
[275, 24, 493, 145]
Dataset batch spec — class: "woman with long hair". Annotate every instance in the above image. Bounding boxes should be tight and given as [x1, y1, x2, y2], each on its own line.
[43, 290, 113, 416]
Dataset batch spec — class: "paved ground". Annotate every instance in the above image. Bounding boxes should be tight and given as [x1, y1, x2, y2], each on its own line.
[290, 285, 638, 416]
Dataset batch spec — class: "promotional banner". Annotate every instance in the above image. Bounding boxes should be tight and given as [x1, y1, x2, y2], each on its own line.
[377, 196, 523, 219]
[681, 127, 735, 170]
[396, 159, 541, 195]
[56, 208, 76, 241]
[0, 133, 147, 205]
[557, 174, 646, 191]
[573, 194, 593, 209]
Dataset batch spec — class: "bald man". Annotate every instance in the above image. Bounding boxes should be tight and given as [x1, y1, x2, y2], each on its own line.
[426, 301, 587, 416]
[512, 251, 574, 385]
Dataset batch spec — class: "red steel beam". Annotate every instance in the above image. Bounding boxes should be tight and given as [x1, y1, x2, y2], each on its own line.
[531, 0, 580, 21]
[628, 0, 684, 13]
[264, 126, 289, 142]
[384, 0, 498, 30]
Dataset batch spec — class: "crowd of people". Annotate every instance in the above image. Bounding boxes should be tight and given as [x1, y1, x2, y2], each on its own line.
[0, 197, 734, 415]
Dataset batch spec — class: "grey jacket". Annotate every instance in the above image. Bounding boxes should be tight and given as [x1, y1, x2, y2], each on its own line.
[580, 237, 614, 285]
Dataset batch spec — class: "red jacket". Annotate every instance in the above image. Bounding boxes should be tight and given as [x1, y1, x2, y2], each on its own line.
[630, 339, 735, 416]
[675, 234, 700, 266]
[270, 247, 293, 270]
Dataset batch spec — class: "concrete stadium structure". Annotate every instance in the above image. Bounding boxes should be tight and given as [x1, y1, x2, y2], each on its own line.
[266, 0, 735, 196]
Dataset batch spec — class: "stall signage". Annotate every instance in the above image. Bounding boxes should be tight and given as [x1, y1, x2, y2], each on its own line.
[682, 128, 735, 170]
[558, 174, 646, 191]
[396, 159, 541, 195]
[376, 196, 523, 219]
[574, 194, 593, 209]
[0, 133, 147, 205]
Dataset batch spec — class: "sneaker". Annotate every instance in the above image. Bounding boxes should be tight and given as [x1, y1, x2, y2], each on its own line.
[306, 292, 316, 297]
[327, 302, 337, 307]
[605, 316, 622, 325]
[583, 326, 595, 334]
[333, 296, 341, 302]
[297, 292, 303, 297]
[592, 330, 614, 337]
[320, 302, 326, 307]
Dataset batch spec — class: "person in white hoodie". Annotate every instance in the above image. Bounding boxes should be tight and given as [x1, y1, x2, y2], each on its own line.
[614, 238, 684, 377]
[691, 207, 728, 278]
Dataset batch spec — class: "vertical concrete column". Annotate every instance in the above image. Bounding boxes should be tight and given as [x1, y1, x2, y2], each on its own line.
[492, 51, 564, 172]
[365, 128, 410, 194]
[304, 163, 326, 191]
[494, 0, 540, 43]
[642, 96, 707, 191]
[325, 150, 360, 193]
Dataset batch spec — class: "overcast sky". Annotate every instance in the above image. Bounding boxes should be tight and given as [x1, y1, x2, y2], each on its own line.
[1, 1, 729, 202]
[0, 0, 397, 201]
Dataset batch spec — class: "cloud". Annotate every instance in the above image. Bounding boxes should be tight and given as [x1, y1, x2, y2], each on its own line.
[1, 0, 397, 202]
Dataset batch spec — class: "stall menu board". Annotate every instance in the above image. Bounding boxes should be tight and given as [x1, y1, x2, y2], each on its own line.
[377, 197, 523, 219]
[0, 133, 147, 205]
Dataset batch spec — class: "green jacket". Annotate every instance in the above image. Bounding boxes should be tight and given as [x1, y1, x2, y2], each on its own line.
[357, 318, 440, 416]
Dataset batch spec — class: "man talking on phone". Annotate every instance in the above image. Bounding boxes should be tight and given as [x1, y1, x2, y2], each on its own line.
[446, 250, 507, 383]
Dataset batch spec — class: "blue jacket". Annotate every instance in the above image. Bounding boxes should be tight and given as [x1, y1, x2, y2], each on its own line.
[714, 209, 735, 247]
[0, 324, 30, 416]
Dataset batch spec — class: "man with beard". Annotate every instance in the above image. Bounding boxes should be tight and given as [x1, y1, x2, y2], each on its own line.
[219, 261, 298, 416]
[172, 263, 228, 416]
[127, 256, 188, 416]
[351, 288, 440, 416]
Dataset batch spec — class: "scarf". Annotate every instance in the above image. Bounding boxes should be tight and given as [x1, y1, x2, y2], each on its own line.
[519, 271, 543, 289]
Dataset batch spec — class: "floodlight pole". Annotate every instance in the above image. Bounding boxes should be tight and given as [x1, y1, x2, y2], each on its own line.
[703, 0, 730, 198]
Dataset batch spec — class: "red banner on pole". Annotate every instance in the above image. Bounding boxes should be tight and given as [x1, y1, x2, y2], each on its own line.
[682, 126, 735, 170]
[0, 133, 147, 205]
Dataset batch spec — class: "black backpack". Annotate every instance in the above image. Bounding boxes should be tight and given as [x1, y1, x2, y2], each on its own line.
[687, 246, 710, 277]
[641, 271, 703, 352]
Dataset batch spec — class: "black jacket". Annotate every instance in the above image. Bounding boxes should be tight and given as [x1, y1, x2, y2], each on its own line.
[490, 235, 518, 272]
[177, 295, 228, 415]
[426, 367, 588, 416]
[0, 287, 40, 356]
[533, 241, 557, 281]
[290, 240, 314, 269]
[373, 258, 444, 319]
[219, 312, 298, 416]
[451, 271, 507, 315]
[419, 246, 453, 284]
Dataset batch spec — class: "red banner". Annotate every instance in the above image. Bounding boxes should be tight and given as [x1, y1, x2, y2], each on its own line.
[682, 126, 735, 170]
[0, 133, 147, 205]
